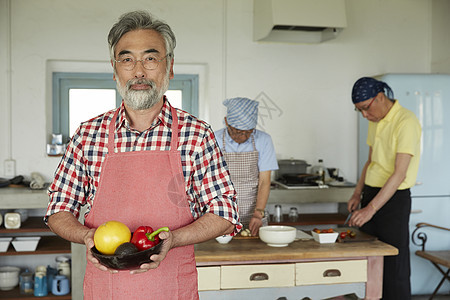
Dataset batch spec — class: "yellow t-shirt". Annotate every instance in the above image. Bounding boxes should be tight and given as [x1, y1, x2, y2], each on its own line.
[365, 100, 421, 189]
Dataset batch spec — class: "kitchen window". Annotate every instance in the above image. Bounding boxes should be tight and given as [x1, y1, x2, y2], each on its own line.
[52, 72, 198, 143]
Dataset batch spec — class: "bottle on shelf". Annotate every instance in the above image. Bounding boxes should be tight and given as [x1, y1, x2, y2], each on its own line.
[311, 159, 326, 183]
[19, 268, 33, 295]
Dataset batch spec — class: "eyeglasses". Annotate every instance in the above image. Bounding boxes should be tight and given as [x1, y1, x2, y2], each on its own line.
[114, 53, 170, 71]
[227, 125, 254, 136]
[354, 96, 376, 113]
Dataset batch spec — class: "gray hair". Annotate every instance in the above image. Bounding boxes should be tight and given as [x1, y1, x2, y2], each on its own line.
[108, 11, 176, 71]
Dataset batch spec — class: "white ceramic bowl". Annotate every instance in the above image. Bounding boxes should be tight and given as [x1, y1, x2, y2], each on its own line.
[0, 266, 20, 291]
[0, 237, 12, 252]
[12, 237, 41, 252]
[215, 235, 233, 244]
[312, 231, 339, 244]
[259, 225, 296, 247]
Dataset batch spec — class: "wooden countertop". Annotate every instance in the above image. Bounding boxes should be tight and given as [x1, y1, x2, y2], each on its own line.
[195, 234, 398, 266]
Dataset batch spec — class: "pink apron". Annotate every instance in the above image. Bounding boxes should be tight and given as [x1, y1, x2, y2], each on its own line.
[84, 106, 198, 300]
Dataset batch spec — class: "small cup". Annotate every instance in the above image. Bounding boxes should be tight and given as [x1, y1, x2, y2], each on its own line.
[4, 212, 21, 229]
[215, 235, 233, 244]
[52, 275, 70, 296]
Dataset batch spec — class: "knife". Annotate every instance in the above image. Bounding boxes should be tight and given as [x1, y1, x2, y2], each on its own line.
[343, 213, 352, 226]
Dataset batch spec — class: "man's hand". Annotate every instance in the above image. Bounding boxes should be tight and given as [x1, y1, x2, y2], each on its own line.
[131, 230, 174, 274]
[84, 228, 119, 274]
[249, 217, 263, 237]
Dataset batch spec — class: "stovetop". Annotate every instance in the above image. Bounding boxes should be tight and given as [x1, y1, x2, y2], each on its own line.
[273, 180, 328, 189]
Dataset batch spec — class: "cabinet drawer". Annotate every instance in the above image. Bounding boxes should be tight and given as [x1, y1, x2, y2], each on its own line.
[221, 264, 295, 289]
[296, 260, 367, 285]
[197, 266, 220, 291]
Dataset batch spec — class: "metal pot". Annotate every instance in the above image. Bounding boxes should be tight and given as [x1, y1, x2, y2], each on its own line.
[276, 159, 310, 178]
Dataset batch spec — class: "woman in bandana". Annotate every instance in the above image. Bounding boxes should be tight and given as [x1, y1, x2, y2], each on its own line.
[214, 97, 278, 236]
[347, 77, 421, 300]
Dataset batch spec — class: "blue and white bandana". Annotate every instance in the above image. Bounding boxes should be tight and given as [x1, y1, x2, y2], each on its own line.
[351, 77, 394, 104]
[223, 97, 259, 130]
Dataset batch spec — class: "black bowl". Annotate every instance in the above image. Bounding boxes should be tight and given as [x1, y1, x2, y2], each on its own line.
[91, 242, 163, 270]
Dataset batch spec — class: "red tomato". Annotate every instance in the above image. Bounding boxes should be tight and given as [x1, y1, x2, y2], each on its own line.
[339, 232, 347, 239]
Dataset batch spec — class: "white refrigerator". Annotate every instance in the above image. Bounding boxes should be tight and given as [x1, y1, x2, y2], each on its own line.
[358, 73, 450, 295]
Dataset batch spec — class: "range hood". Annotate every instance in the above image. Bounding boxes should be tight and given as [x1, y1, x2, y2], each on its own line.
[254, 0, 347, 44]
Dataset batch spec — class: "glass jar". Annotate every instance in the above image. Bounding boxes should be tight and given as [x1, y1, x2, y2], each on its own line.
[289, 207, 299, 222]
[19, 269, 33, 295]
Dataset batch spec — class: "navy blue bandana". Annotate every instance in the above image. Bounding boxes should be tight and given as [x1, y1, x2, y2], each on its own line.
[351, 77, 394, 104]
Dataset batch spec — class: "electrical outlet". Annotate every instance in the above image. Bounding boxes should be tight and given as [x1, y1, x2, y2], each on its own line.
[4, 159, 16, 178]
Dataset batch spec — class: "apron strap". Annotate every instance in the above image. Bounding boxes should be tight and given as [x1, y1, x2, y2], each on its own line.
[107, 108, 120, 155]
[170, 105, 179, 151]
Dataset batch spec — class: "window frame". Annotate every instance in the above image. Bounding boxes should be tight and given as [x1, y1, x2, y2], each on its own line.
[52, 72, 120, 142]
[52, 72, 199, 142]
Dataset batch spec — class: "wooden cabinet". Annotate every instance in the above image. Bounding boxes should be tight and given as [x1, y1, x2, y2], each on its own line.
[0, 217, 71, 256]
[0, 189, 71, 300]
[195, 238, 397, 299]
[198, 261, 365, 291]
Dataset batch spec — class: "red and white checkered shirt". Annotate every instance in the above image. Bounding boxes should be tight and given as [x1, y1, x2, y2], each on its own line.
[46, 99, 241, 234]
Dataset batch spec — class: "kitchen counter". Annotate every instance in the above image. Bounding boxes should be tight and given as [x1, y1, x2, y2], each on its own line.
[195, 236, 397, 265]
[195, 233, 397, 299]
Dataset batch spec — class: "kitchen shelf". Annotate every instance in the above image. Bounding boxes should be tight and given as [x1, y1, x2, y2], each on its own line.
[0, 235, 70, 256]
[268, 213, 347, 226]
[0, 286, 71, 299]
[0, 217, 49, 233]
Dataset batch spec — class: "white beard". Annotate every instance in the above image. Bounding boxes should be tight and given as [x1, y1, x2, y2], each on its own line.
[116, 75, 170, 110]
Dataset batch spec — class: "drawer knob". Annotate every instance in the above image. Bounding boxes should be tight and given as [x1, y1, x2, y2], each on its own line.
[323, 269, 341, 277]
[249, 272, 269, 281]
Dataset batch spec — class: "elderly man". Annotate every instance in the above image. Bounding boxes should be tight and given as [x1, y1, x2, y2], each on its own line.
[348, 77, 421, 300]
[215, 97, 278, 236]
[45, 11, 240, 299]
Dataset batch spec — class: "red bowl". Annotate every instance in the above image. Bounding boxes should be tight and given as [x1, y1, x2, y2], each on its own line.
[90, 242, 163, 270]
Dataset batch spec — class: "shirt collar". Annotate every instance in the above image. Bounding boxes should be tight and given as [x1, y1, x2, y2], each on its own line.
[116, 96, 172, 131]
[382, 100, 400, 122]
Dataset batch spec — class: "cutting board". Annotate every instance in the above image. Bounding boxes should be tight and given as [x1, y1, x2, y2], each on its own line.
[337, 228, 377, 243]
[233, 235, 259, 240]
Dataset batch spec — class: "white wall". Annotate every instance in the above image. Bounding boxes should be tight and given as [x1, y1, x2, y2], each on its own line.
[0, 0, 446, 184]
[431, 0, 450, 72]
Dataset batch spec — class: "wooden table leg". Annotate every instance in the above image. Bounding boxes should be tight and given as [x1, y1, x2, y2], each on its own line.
[365, 256, 383, 300]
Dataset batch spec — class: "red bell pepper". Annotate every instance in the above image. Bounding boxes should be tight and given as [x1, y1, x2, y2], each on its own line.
[130, 226, 169, 251]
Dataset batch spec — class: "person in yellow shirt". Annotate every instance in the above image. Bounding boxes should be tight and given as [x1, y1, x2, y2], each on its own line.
[347, 77, 421, 300]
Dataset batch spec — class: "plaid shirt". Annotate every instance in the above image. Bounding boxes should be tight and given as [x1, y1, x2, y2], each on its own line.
[46, 99, 241, 234]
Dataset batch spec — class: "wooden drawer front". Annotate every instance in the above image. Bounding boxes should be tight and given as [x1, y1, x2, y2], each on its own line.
[296, 260, 367, 285]
[221, 264, 295, 289]
[197, 266, 221, 291]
